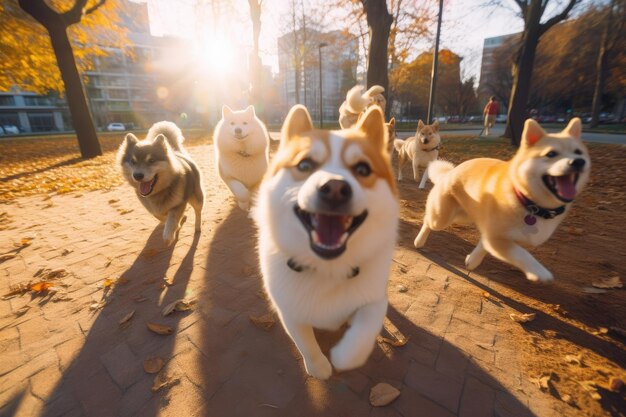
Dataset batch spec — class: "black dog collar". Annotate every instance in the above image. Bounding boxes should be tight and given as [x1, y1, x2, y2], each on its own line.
[514, 187, 565, 225]
[287, 258, 359, 279]
[422, 144, 441, 152]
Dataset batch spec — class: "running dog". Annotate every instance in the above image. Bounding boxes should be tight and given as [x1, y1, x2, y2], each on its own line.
[254, 105, 398, 379]
[117, 121, 204, 246]
[394, 120, 441, 188]
[414, 118, 590, 283]
[338, 85, 386, 129]
[213, 105, 270, 210]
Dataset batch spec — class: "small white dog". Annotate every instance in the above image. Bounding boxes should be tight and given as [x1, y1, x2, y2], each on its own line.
[338, 85, 386, 129]
[254, 104, 399, 380]
[213, 105, 270, 210]
[394, 119, 441, 188]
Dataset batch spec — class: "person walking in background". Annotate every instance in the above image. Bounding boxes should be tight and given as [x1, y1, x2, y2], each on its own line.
[482, 96, 500, 136]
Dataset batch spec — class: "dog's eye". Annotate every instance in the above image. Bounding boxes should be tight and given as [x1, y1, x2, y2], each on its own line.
[546, 150, 559, 158]
[230, 122, 235, 125]
[574, 149, 582, 155]
[354, 162, 372, 177]
[296, 158, 316, 172]
[148, 158, 155, 164]
[129, 159, 136, 165]
[243, 122, 248, 125]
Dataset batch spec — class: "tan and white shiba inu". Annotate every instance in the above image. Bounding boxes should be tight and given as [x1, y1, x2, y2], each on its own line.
[253, 105, 398, 380]
[213, 105, 270, 210]
[414, 118, 590, 282]
[394, 119, 441, 188]
[117, 121, 204, 245]
[385, 117, 396, 155]
[338, 85, 386, 129]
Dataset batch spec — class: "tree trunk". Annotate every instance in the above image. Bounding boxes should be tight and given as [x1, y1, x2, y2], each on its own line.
[363, 0, 392, 114]
[248, 0, 263, 118]
[48, 24, 102, 158]
[504, 21, 541, 146]
[590, 4, 613, 128]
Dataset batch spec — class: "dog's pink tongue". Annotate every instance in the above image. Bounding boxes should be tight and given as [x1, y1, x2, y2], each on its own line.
[555, 175, 576, 200]
[139, 181, 152, 196]
[315, 214, 347, 247]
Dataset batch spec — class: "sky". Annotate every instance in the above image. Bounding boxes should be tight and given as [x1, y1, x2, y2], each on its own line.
[142, 0, 525, 83]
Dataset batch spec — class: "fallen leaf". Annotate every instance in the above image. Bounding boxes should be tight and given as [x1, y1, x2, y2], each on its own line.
[61, 249, 72, 256]
[146, 322, 173, 335]
[90, 301, 105, 311]
[481, 291, 491, 299]
[119, 310, 135, 328]
[608, 377, 623, 392]
[133, 295, 147, 303]
[510, 313, 536, 323]
[143, 357, 165, 374]
[369, 383, 401, 406]
[249, 313, 276, 331]
[579, 380, 601, 400]
[16, 237, 33, 247]
[592, 327, 609, 336]
[108, 199, 120, 204]
[162, 299, 195, 316]
[560, 394, 574, 405]
[45, 268, 68, 279]
[14, 305, 30, 317]
[397, 285, 408, 293]
[564, 354, 583, 366]
[118, 209, 133, 215]
[103, 278, 114, 288]
[104, 258, 112, 268]
[0, 254, 16, 263]
[583, 287, 608, 294]
[29, 281, 54, 293]
[378, 336, 409, 347]
[111, 222, 121, 229]
[592, 276, 623, 289]
[151, 371, 180, 392]
[530, 374, 551, 391]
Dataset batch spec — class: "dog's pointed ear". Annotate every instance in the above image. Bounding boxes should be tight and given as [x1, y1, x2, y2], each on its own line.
[417, 120, 425, 131]
[522, 118, 546, 147]
[124, 133, 138, 146]
[389, 117, 395, 127]
[281, 105, 313, 144]
[222, 105, 233, 119]
[154, 134, 168, 149]
[432, 120, 440, 131]
[563, 117, 582, 139]
[244, 105, 256, 117]
[357, 106, 386, 151]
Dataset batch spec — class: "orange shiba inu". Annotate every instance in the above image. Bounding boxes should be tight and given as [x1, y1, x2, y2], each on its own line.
[394, 120, 441, 188]
[414, 118, 590, 282]
[253, 105, 398, 379]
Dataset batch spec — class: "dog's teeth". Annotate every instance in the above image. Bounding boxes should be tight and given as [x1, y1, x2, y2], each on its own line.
[311, 214, 319, 229]
[311, 230, 321, 244]
[343, 217, 353, 229]
[340, 233, 348, 245]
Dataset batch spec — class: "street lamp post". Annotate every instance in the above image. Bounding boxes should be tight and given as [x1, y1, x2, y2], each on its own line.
[318, 42, 328, 128]
[426, 0, 444, 125]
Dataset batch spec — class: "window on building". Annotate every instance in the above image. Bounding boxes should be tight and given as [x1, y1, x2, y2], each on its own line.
[28, 113, 56, 132]
[24, 96, 53, 106]
[108, 89, 129, 100]
[0, 96, 15, 106]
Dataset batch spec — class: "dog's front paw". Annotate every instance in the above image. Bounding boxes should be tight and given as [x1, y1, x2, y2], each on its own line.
[304, 355, 332, 380]
[330, 343, 368, 372]
[465, 253, 482, 270]
[163, 230, 176, 247]
[526, 270, 554, 283]
[237, 200, 250, 211]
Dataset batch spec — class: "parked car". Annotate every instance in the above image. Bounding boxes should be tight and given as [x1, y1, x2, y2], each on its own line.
[106, 122, 125, 132]
[495, 114, 507, 123]
[2, 125, 20, 134]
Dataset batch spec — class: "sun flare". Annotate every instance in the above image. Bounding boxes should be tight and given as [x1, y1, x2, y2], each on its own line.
[195, 34, 237, 76]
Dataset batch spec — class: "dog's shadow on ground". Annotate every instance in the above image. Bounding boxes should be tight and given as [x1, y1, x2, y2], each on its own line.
[40, 223, 199, 417]
[396, 217, 626, 374]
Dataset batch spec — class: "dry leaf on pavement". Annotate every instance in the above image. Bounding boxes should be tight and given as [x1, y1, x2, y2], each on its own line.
[29, 281, 54, 293]
[510, 313, 536, 323]
[608, 377, 623, 392]
[162, 299, 195, 316]
[118, 310, 135, 328]
[146, 322, 173, 335]
[143, 357, 165, 374]
[151, 371, 180, 392]
[369, 383, 401, 406]
[564, 354, 584, 366]
[591, 276, 623, 289]
[530, 374, 552, 391]
[45, 268, 68, 279]
[578, 380, 601, 400]
[0, 254, 16, 263]
[14, 305, 30, 317]
[377, 336, 409, 347]
[249, 313, 276, 331]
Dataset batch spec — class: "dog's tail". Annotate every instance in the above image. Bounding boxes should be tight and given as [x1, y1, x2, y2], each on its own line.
[345, 85, 369, 114]
[393, 138, 404, 153]
[427, 160, 455, 184]
[148, 121, 185, 152]
[364, 85, 385, 99]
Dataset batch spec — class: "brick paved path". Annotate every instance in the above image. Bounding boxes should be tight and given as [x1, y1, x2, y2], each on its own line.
[0, 145, 580, 417]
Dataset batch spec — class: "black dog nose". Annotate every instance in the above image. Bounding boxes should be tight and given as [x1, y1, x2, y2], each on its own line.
[423, 138, 429, 144]
[319, 180, 352, 207]
[570, 158, 585, 170]
[133, 172, 144, 181]
[235, 127, 242, 135]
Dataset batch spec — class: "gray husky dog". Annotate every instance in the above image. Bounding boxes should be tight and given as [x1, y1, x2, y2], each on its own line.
[117, 121, 204, 245]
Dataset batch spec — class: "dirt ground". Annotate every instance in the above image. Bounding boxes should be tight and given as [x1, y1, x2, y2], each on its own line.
[0, 133, 624, 416]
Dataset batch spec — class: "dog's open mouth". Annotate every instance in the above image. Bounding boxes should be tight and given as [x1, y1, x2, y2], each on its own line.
[294, 206, 368, 259]
[234, 134, 249, 140]
[138, 175, 157, 197]
[542, 173, 579, 202]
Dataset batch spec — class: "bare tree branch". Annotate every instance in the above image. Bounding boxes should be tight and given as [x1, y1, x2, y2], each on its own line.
[539, 0, 578, 36]
[83, 0, 107, 16]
